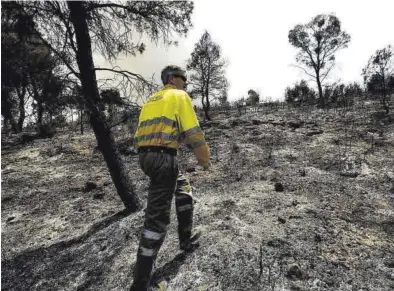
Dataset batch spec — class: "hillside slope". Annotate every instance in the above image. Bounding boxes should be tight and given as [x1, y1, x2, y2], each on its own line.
[2, 109, 394, 291]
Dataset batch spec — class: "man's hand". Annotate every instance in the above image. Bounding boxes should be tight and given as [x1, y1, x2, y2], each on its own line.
[200, 161, 211, 171]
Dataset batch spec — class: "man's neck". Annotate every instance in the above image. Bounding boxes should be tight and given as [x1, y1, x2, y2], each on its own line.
[163, 84, 177, 90]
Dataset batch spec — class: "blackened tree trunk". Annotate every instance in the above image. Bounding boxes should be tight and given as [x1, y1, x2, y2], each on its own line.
[17, 95, 25, 131]
[382, 96, 390, 114]
[203, 96, 211, 121]
[2, 113, 19, 134]
[80, 107, 84, 135]
[37, 102, 44, 129]
[200, 90, 211, 121]
[381, 72, 390, 114]
[68, 1, 141, 211]
[316, 71, 324, 108]
[31, 77, 45, 132]
[1, 88, 19, 133]
[381, 87, 389, 114]
[16, 83, 27, 131]
[204, 75, 211, 121]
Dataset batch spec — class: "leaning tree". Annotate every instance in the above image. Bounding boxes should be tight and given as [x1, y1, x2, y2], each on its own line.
[4, 1, 194, 211]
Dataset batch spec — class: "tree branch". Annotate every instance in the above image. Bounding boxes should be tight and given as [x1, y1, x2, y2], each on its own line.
[321, 62, 336, 83]
[30, 29, 80, 79]
[88, 3, 130, 11]
[86, 3, 149, 18]
[290, 64, 316, 79]
[95, 67, 150, 83]
[51, 1, 78, 55]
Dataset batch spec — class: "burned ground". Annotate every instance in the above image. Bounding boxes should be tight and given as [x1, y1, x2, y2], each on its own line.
[2, 107, 394, 291]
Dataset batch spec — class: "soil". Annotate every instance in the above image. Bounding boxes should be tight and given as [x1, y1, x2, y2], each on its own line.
[2, 107, 394, 291]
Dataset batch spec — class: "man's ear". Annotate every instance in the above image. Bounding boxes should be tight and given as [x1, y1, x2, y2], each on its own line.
[167, 74, 174, 85]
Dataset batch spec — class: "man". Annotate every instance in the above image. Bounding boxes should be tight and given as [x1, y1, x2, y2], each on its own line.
[130, 65, 210, 290]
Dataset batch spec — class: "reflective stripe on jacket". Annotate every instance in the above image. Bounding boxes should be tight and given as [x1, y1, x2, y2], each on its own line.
[134, 85, 210, 165]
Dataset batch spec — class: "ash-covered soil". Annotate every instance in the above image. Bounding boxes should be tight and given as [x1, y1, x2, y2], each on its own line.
[2, 108, 394, 291]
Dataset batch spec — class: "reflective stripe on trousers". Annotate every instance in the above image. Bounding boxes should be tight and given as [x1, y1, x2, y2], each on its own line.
[132, 152, 194, 290]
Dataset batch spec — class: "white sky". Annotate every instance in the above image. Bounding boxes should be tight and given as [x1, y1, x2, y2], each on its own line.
[96, 0, 394, 102]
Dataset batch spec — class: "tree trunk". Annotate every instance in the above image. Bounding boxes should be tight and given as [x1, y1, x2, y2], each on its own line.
[3, 116, 19, 134]
[201, 90, 206, 109]
[203, 95, 211, 121]
[382, 93, 390, 114]
[381, 74, 390, 114]
[18, 97, 25, 132]
[203, 104, 210, 121]
[80, 107, 84, 135]
[316, 74, 324, 108]
[204, 81, 211, 121]
[31, 78, 44, 131]
[37, 102, 44, 129]
[16, 87, 26, 132]
[68, 1, 142, 211]
[1, 87, 20, 133]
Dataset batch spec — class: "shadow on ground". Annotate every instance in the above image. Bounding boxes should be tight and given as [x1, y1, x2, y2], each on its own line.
[150, 247, 198, 287]
[1, 209, 135, 291]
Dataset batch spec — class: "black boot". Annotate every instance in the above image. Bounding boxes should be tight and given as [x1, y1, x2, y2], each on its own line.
[130, 255, 155, 291]
[180, 230, 201, 252]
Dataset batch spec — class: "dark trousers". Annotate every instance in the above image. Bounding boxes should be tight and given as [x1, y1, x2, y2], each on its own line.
[131, 152, 194, 290]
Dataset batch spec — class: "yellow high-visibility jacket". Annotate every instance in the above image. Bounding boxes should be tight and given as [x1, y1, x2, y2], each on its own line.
[134, 84, 210, 166]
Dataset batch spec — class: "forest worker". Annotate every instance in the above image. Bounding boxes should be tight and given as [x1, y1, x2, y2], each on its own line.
[130, 65, 211, 290]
